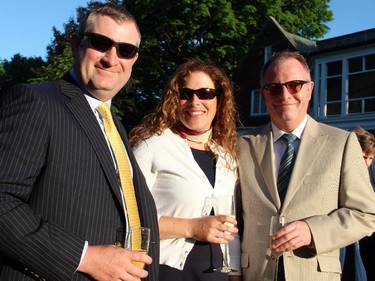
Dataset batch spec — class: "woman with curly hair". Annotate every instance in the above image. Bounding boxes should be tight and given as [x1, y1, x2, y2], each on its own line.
[129, 59, 242, 281]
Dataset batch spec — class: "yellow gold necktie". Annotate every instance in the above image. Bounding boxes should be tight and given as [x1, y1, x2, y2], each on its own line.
[97, 102, 141, 247]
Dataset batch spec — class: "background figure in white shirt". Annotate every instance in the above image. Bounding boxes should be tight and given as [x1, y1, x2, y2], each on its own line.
[129, 59, 242, 281]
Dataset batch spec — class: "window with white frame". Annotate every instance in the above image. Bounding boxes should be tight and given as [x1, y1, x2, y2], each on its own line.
[314, 49, 375, 118]
[264, 46, 272, 64]
[251, 89, 268, 116]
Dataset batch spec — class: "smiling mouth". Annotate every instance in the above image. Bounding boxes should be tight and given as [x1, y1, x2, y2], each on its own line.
[187, 111, 204, 116]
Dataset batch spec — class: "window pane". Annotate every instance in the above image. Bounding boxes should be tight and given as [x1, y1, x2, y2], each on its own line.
[327, 77, 342, 101]
[252, 90, 267, 115]
[349, 57, 362, 73]
[327, 102, 341, 115]
[261, 101, 267, 114]
[349, 71, 375, 98]
[349, 100, 362, 114]
[253, 93, 260, 114]
[327, 61, 342, 76]
[365, 54, 375, 70]
[365, 98, 375, 112]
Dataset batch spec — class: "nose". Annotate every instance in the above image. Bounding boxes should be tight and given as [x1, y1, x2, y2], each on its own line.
[103, 46, 119, 64]
[189, 93, 201, 104]
[280, 85, 292, 97]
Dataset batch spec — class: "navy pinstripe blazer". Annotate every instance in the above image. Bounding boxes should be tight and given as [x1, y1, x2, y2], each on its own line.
[0, 73, 159, 280]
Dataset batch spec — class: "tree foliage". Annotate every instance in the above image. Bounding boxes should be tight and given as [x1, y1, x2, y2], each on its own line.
[0, 54, 46, 92]
[1, 0, 333, 127]
[125, 0, 333, 122]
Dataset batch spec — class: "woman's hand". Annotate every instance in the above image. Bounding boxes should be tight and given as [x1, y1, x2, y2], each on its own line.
[190, 215, 238, 244]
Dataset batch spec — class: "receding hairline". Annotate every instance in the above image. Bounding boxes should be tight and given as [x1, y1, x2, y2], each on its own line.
[260, 51, 311, 85]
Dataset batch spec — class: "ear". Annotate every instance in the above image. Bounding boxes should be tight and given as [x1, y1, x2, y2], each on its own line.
[132, 51, 139, 63]
[70, 34, 82, 58]
[260, 88, 266, 97]
[309, 81, 315, 91]
[307, 81, 314, 101]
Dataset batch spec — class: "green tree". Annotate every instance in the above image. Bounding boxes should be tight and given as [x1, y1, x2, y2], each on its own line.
[1, 0, 333, 127]
[0, 54, 46, 92]
[125, 0, 333, 121]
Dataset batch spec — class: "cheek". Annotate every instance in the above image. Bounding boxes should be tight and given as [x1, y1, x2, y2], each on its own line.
[177, 100, 187, 117]
[210, 103, 218, 116]
[78, 51, 95, 72]
[120, 60, 133, 73]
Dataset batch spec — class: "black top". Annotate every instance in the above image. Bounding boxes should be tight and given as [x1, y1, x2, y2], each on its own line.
[159, 148, 228, 281]
[191, 148, 216, 187]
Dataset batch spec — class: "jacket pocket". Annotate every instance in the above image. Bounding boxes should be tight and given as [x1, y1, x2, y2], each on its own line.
[317, 255, 342, 273]
[241, 252, 250, 268]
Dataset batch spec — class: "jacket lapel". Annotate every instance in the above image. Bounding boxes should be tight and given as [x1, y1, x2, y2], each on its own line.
[283, 117, 328, 209]
[59, 74, 124, 205]
[249, 124, 280, 207]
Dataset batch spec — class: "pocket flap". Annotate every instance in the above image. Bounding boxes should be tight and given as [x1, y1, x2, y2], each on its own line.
[317, 255, 342, 273]
[241, 252, 249, 268]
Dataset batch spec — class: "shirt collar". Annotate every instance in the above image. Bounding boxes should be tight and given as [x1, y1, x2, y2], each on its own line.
[271, 115, 308, 143]
[69, 69, 112, 112]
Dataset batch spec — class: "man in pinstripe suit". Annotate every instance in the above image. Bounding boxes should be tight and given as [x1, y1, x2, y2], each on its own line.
[0, 3, 159, 281]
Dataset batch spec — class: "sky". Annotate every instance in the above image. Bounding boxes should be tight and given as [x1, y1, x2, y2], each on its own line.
[1, 0, 374, 61]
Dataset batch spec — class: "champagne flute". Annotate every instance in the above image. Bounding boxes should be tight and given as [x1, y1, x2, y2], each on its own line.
[269, 215, 287, 257]
[213, 194, 238, 273]
[124, 226, 151, 268]
[202, 195, 217, 217]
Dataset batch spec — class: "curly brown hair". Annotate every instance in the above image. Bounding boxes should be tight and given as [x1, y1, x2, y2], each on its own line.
[129, 59, 239, 168]
[351, 126, 375, 155]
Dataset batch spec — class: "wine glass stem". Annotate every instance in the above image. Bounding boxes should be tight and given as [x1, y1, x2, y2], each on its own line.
[223, 243, 230, 267]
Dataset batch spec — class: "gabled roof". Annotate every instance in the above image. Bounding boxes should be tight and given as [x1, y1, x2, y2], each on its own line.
[251, 16, 375, 56]
[267, 16, 317, 54]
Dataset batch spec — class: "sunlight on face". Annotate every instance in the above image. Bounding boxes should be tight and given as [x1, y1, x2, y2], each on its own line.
[262, 58, 313, 132]
[177, 71, 217, 131]
[73, 15, 139, 101]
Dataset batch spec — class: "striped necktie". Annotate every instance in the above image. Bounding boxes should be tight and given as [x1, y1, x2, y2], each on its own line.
[277, 133, 297, 205]
[97, 102, 141, 247]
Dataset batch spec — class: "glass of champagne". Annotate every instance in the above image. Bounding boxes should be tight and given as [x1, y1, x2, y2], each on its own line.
[213, 194, 238, 273]
[269, 215, 287, 256]
[124, 226, 151, 268]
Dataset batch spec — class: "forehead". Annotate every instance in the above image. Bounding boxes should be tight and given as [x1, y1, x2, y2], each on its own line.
[264, 58, 309, 82]
[87, 15, 139, 43]
[185, 71, 214, 85]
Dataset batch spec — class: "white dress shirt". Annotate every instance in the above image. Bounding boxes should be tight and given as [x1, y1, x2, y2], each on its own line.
[272, 116, 307, 177]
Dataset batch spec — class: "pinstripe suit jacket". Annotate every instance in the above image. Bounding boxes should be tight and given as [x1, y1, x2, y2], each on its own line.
[0, 73, 159, 280]
[237, 116, 375, 281]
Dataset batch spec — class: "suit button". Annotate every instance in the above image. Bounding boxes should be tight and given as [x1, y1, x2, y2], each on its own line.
[114, 241, 122, 247]
[271, 254, 276, 260]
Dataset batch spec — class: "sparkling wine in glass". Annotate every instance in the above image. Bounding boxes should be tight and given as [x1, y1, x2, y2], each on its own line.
[213, 194, 238, 273]
[124, 226, 150, 268]
[269, 215, 287, 257]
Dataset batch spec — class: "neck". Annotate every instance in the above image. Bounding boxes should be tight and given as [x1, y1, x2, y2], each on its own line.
[174, 123, 212, 144]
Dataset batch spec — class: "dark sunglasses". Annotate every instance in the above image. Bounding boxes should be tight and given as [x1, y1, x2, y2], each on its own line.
[84, 32, 139, 59]
[180, 88, 218, 100]
[262, 80, 310, 96]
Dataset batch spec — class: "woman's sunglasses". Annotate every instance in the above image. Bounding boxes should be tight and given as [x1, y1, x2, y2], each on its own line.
[262, 80, 310, 96]
[180, 88, 218, 100]
[84, 32, 139, 59]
